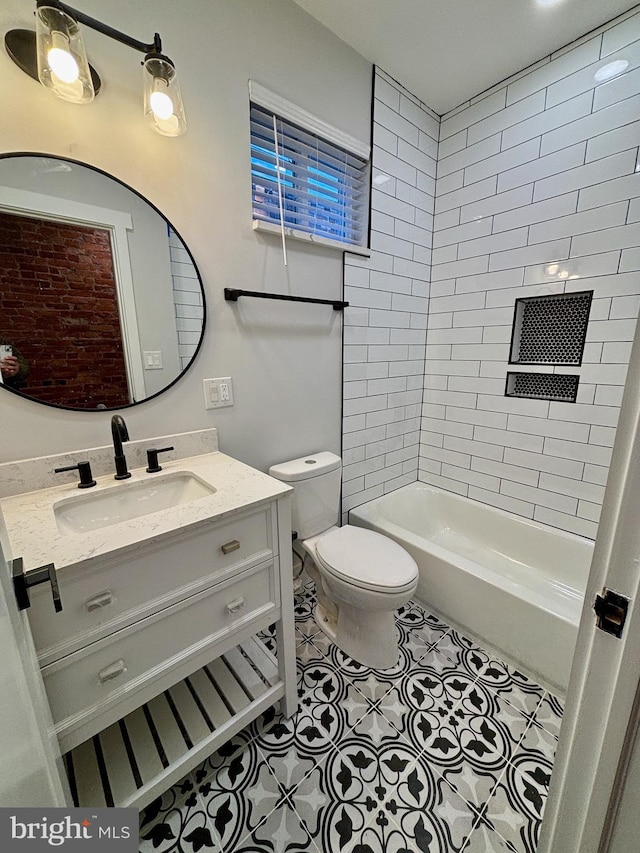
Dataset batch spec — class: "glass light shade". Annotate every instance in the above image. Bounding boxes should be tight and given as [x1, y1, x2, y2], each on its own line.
[35, 5, 94, 103]
[143, 55, 187, 137]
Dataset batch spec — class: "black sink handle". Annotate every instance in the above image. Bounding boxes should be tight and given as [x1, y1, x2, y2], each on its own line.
[54, 460, 97, 488]
[146, 446, 175, 473]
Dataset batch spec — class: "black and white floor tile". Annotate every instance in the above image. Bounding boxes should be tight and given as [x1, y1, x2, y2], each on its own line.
[139, 580, 563, 852]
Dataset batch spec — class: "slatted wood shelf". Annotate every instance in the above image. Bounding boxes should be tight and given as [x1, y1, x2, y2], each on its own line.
[63, 637, 281, 810]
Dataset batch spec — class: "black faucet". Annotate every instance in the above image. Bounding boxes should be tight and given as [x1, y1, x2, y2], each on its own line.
[111, 415, 131, 480]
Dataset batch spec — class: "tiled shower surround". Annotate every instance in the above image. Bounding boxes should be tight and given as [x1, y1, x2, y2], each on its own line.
[342, 8, 640, 539]
[341, 70, 437, 522]
[140, 582, 562, 853]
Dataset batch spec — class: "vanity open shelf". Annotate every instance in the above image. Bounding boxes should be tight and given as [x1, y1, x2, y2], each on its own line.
[64, 636, 281, 809]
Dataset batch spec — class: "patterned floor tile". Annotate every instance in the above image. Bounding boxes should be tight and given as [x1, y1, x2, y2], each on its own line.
[293, 613, 321, 641]
[462, 820, 517, 852]
[374, 683, 413, 731]
[249, 663, 372, 772]
[475, 658, 546, 719]
[140, 802, 223, 853]
[441, 759, 504, 815]
[325, 636, 416, 681]
[334, 730, 424, 810]
[231, 796, 322, 853]
[258, 745, 330, 805]
[294, 632, 330, 668]
[249, 697, 336, 760]
[283, 743, 379, 852]
[348, 669, 399, 707]
[398, 621, 449, 666]
[301, 625, 335, 657]
[396, 605, 450, 662]
[340, 810, 427, 853]
[256, 622, 278, 657]
[378, 765, 480, 853]
[481, 748, 553, 853]
[432, 631, 491, 680]
[395, 652, 480, 761]
[449, 680, 533, 771]
[139, 777, 208, 853]
[518, 720, 559, 764]
[195, 738, 285, 852]
[353, 699, 411, 746]
[533, 693, 564, 739]
[140, 590, 563, 853]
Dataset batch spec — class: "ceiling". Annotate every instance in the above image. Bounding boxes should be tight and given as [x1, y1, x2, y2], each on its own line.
[293, 0, 640, 114]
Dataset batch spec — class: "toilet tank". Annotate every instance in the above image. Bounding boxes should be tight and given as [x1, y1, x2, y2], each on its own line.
[268, 452, 341, 539]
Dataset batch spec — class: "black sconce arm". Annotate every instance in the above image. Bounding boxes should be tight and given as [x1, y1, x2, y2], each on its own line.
[37, 0, 163, 55]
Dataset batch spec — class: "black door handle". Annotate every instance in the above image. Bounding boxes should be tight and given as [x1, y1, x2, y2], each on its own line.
[12, 557, 63, 613]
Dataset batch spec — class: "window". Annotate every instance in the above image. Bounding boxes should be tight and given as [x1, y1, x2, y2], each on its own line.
[249, 82, 370, 252]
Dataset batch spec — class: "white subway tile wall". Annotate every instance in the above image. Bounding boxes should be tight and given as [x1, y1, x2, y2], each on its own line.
[341, 70, 437, 521]
[342, 12, 640, 537]
[420, 9, 640, 539]
[169, 229, 204, 370]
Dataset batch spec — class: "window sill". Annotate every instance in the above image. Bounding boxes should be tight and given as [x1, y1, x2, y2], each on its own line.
[252, 220, 370, 257]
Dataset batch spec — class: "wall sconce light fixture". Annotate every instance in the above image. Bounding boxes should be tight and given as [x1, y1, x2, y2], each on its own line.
[4, 0, 187, 136]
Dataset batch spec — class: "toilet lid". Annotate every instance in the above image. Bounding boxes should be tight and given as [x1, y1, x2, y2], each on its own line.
[315, 525, 418, 593]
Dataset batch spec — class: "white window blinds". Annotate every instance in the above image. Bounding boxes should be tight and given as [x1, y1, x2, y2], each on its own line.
[249, 86, 370, 251]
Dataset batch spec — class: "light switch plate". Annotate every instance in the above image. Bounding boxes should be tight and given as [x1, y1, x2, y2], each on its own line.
[203, 377, 234, 409]
[143, 351, 163, 369]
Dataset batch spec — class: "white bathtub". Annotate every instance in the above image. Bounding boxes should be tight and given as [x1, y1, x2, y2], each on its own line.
[349, 482, 593, 695]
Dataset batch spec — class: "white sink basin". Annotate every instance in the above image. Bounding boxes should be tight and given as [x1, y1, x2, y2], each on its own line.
[53, 472, 216, 535]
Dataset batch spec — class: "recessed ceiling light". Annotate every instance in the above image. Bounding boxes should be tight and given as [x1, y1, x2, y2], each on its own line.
[536, 0, 564, 7]
[372, 173, 391, 186]
[546, 263, 559, 275]
[594, 59, 629, 83]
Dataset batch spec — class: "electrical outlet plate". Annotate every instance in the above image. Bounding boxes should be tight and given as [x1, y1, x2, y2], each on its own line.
[203, 377, 234, 409]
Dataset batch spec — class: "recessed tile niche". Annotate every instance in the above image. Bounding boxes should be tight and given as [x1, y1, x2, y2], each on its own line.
[506, 291, 593, 403]
[509, 291, 593, 366]
[505, 371, 580, 403]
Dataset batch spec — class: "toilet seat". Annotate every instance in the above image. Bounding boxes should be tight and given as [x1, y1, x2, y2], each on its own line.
[315, 525, 418, 594]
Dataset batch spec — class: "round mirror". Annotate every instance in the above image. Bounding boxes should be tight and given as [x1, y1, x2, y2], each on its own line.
[0, 154, 205, 410]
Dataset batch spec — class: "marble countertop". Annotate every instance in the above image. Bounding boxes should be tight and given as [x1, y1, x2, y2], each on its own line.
[0, 451, 292, 573]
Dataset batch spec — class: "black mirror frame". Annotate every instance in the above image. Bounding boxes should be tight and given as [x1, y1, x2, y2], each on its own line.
[0, 151, 206, 412]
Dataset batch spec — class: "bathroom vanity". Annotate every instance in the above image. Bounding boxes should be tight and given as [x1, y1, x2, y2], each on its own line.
[0, 430, 296, 809]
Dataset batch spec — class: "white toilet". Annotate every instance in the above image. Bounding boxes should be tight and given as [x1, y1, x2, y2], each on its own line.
[269, 452, 419, 669]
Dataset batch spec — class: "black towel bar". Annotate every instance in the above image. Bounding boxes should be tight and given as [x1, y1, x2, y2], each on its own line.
[224, 288, 348, 311]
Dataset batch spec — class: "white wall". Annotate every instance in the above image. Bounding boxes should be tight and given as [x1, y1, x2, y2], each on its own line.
[0, 0, 371, 471]
[341, 70, 437, 519]
[420, 9, 640, 539]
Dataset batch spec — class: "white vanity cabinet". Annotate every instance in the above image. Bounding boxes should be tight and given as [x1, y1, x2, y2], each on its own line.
[0, 447, 297, 810]
[29, 504, 276, 667]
